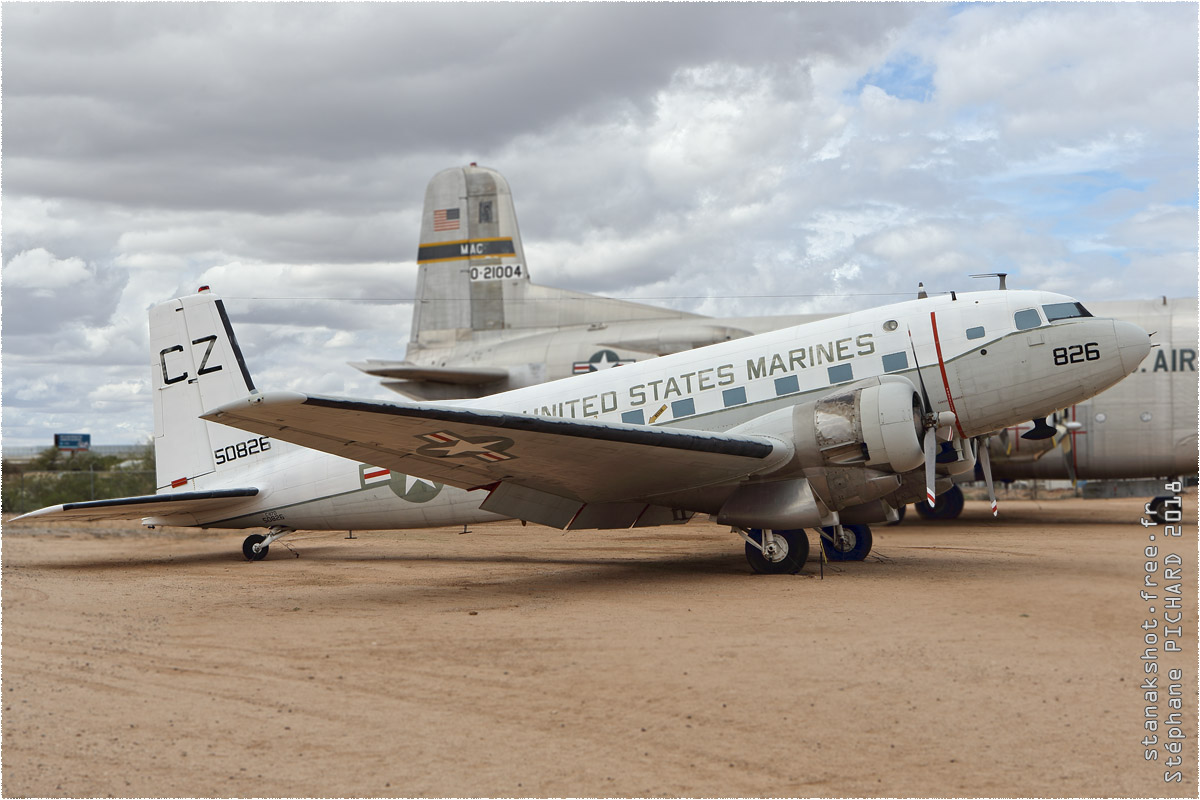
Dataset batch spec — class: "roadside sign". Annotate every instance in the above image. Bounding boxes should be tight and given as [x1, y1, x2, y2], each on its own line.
[54, 433, 91, 452]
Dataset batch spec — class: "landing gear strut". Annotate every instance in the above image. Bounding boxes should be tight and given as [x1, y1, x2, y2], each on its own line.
[739, 528, 809, 574]
[242, 526, 294, 561]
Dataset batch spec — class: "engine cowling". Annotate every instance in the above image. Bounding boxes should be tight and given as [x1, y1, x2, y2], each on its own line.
[791, 379, 925, 474]
[717, 379, 928, 530]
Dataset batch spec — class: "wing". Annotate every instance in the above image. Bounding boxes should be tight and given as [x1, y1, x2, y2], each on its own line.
[13, 488, 259, 523]
[348, 361, 508, 385]
[203, 392, 789, 505]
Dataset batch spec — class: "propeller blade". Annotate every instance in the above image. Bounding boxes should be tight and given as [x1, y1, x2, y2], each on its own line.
[907, 326, 933, 415]
[978, 436, 998, 516]
[924, 426, 938, 507]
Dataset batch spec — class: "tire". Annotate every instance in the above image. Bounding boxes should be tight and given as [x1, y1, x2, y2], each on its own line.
[1146, 496, 1169, 524]
[822, 524, 873, 561]
[744, 529, 809, 574]
[914, 484, 964, 521]
[242, 533, 269, 561]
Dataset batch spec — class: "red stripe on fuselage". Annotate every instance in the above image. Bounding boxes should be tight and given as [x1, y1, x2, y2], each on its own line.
[929, 311, 967, 439]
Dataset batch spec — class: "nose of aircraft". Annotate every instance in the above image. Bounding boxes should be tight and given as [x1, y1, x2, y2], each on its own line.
[1114, 319, 1152, 376]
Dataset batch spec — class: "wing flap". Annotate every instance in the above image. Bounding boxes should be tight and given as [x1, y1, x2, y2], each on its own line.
[203, 392, 789, 504]
[13, 488, 260, 523]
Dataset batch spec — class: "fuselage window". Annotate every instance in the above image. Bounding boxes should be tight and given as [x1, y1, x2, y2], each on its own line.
[1042, 302, 1093, 322]
[881, 352, 908, 373]
[1014, 309, 1042, 330]
[827, 363, 853, 384]
[966, 326, 985, 340]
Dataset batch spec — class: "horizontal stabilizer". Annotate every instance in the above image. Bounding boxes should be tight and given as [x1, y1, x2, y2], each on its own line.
[13, 488, 260, 523]
[600, 324, 755, 356]
[203, 392, 788, 505]
[349, 361, 508, 385]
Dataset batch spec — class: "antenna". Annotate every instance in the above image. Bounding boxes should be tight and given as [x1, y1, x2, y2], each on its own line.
[970, 273, 1009, 290]
[917, 282, 928, 299]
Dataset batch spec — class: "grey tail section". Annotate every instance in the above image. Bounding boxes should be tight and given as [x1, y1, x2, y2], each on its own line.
[410, 164, 697, 353]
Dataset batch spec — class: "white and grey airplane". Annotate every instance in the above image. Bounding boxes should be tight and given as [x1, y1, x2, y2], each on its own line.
[351, 164, 826, 400]
[18, 286, 1151, 573]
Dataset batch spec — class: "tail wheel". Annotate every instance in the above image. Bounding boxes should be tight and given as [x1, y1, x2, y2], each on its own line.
[821, 524, 873, 561]
[745, 529, 809, 574]
[242, 533, 269, 561]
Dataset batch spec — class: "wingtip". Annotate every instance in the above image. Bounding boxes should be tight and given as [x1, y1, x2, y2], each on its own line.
[202, 390, 310, 420]
[11, 505, 65, 522]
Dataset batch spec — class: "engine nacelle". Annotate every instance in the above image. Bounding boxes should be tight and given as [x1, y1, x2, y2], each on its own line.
[718, 379, 928, 529]
[790, 379, 925, 474]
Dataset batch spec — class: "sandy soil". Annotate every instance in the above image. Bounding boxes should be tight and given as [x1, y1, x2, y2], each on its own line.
[2, 493, 1196, 798]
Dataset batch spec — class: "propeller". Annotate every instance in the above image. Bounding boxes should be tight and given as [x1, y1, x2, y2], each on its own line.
[1033, 408, 1081, 484]
[908, 325, 958, 508]
[923, 426, 937, 507]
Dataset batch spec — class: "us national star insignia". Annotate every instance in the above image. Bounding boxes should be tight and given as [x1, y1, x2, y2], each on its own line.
[415, 430, 516, 463]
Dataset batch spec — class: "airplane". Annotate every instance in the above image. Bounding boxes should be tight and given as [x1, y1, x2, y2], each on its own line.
[17, 284, 1152, 573]
[351, 164, 828, 400]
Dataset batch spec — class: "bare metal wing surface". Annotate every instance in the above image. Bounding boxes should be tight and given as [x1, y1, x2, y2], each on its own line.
[14, 488, 260, 523]
[202, 391, 786, 504]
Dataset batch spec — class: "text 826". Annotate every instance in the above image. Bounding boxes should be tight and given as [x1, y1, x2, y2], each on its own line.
[1053, 342, 1100, 366]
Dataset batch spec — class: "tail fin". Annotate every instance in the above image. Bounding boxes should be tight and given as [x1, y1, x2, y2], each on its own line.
[410, 164, 696, 352]
[150, 288, 272, 491]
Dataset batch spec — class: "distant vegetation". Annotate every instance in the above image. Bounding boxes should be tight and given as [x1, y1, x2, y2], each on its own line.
[2, 443, 156, 514]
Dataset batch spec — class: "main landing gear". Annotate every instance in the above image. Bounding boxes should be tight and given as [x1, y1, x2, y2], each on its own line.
[740, 528, 809, 574]
[737, 524, 875, 573]
[819, 524, 873, 561]
[242, 526, 294, 561]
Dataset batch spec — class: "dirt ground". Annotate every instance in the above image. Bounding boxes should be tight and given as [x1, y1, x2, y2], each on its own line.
[2, 493, 1197, 798]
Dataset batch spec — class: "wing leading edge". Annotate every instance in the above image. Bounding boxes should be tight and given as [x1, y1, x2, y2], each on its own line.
[202, 391, 789, 505]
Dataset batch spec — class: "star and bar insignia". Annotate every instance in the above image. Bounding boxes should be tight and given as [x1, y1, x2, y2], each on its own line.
[415, 430, 516, 463]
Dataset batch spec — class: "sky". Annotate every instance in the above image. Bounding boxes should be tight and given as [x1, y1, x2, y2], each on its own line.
[3, 2, 1198, 449]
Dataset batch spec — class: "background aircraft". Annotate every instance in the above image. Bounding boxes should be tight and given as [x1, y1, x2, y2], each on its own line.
[351, 164, 826, 400]
[356, 164, 1197, 512]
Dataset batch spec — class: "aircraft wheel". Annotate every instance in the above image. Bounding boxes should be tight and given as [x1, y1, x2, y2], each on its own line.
[745, 529, 808, 574]
[915, 484, 964, 521]
[243, 533, 269, 561]
[1146, 496, 1170, 524]
[822, 524, 873, 561]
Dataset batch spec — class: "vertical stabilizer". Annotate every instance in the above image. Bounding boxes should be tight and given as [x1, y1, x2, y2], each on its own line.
[409, 165, 698, 354]
[412, 164, 530, 345]
[150, 288, 270, 491]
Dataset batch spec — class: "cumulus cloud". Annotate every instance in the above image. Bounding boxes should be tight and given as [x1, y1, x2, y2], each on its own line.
[3, 248, 92, 291]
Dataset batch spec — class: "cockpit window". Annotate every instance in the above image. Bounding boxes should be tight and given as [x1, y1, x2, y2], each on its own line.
[1014, 308, 1042, 330]
[1042, 302, 1093, 322]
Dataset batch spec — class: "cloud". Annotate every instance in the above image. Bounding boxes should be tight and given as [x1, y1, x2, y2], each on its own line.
[1, 3, 1195, 447]
[3, 247, 91, 290]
